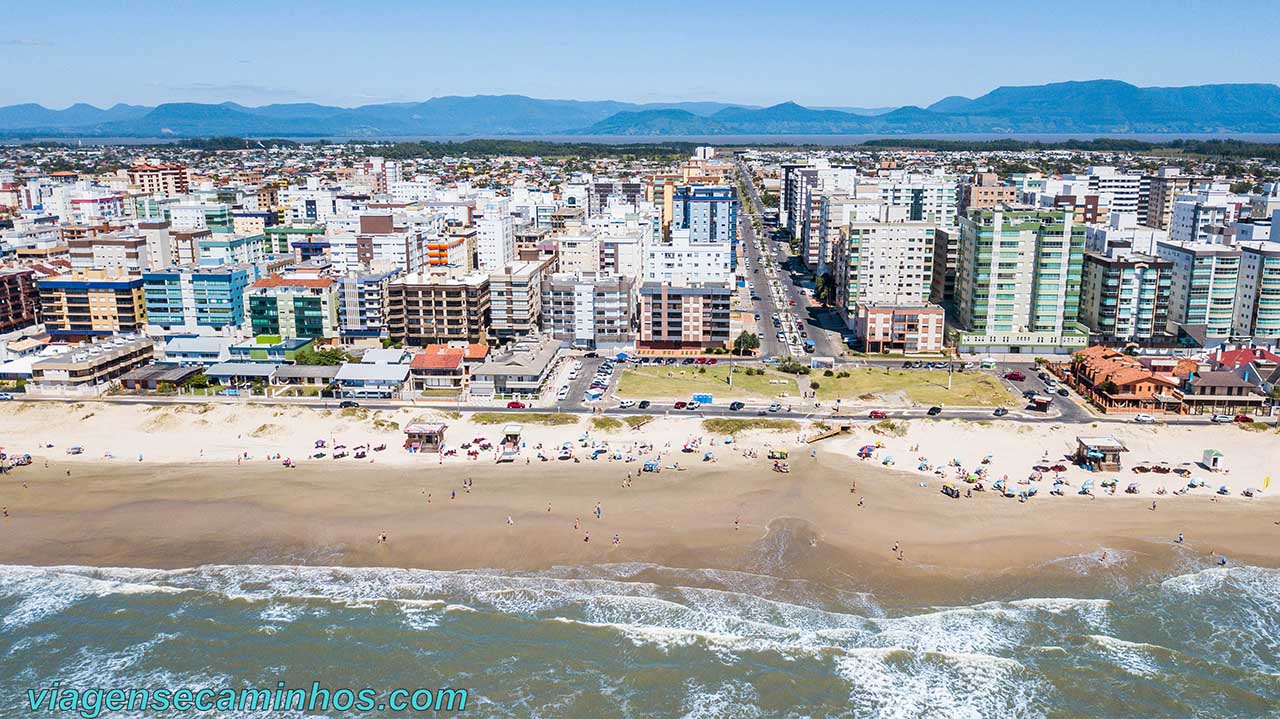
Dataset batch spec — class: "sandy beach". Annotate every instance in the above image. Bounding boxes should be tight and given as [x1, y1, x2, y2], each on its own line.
[2, 401, 1279, 602]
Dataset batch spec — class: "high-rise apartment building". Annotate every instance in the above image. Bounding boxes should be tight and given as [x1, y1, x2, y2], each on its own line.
[1156, 240, 1241, 339]
[386, 270, 491, 347]
[38, 270, 148, 339]
[1079, 252, 1173, 342]
[143, 264, 254, 333]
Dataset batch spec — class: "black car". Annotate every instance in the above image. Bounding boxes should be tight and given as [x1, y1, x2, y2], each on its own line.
[729, 401, 745, 411]
[927, 406, 942, 416]
[993, 407, 1009, 417]
[638, 400, 651, 410]
[1022, 389, 1038, 399]
[339, 400, 360, 408]
[1057, 388, 1070, 397]
[584, 352, 599, 358]
[682, 358, 695, 365]
[902, 361, 912, 368]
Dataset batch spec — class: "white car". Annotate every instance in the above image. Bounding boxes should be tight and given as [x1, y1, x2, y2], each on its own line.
[685, 401, 701, 410]
[618, 399, 636, 409]
[557, 387, 570, 400]
[1133, 413, 1157, 424]
[767, 403, 783, 412]
[1210, 414, 1234, 423]
[0, 392, 13, 401]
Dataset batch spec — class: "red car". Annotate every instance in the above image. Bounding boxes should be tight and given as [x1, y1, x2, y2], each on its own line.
[1234, 415, 1255, 423]
[694, 357, 707, 364]
[869, 410, 887, 419]
[507, 401, 527, 409]
[707, 358, 718, 365]
[674, 401, 688, 409]
[788, 300, 796, 306]
[1004, 371, 1026, 382]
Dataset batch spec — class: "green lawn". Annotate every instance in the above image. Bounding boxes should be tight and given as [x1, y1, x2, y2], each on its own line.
[812, 368, 1017, 407]
[616, 366, 798, 400]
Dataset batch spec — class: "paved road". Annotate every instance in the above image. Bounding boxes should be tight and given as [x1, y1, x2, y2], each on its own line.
[736, 159, 846, 359]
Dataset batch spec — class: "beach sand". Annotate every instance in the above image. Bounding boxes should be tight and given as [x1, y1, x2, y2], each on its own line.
[2, 402, 1278, 604]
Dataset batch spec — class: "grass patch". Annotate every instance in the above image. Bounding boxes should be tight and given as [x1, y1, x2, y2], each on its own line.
[249, 423, 281, 438]
[418, 388, 461, 398]
[813, 368, 1016, 407]
[339, 407, 370, 420]
[372, 418, 400, 431]
[623, 415, 654, 429]
[439, 410, 462, 420]
[472, 412, 578, 426]
[616, 365, 796, 400]
[871, 419, 909, 437]
[701, 418, 800, 435]
[1238, 421, 1272, 432]
[590, 416, 623, 431]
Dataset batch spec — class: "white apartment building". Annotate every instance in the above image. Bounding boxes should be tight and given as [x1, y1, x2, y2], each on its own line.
[831, 221, 936, 328]
[279, 182, 339, 224]
[473, 197, 515, 271]
[1085, 212, 1168, 256]
[1156, 240, 1241, 338]
[642, 228, 731, 285]
[1170, 186, 1244, 243]
[1080, 166, 1142, 216]
[554, 226, 602, 274]
[1233, 241, 1280, 342]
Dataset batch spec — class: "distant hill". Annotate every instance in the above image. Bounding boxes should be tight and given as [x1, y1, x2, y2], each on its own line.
[2, 81, 1279, 137]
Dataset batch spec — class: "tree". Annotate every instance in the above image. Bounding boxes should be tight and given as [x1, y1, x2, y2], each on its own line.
[733, 331, 761, 356]
[294, 347, 353, 366]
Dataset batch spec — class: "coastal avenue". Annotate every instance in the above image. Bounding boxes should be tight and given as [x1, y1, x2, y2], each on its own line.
[735, 155, 847, 360]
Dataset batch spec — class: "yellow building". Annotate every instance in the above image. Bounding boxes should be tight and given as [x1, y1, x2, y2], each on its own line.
[37, 269, 147, 340]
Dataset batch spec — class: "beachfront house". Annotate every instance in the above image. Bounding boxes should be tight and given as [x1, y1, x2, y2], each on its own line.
[1180, 370, 1267, 416]
[203, 361, 280, 389]
[1064, 346, 1182, 414]
[158, 336, 234, 367]
[228, 336, 313, 363]
[333, 362, 409, 399]
[408, 345, 468, 393]
[468, 335, 564, 398]
[272, 364, 340, 387]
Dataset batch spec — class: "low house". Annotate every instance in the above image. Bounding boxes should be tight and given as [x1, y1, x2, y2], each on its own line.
[1181, 371, 1266, 416]
[468, 335, 564, 398]
[228, 336, 313, 363]
[409, 345, 467, 392]
[1065, 346, 1182, 413]
[272, 364, 340, 386]
[360, 347, 412, 365]
[119, 364, 204, 390]
[159, 336, 234, 366]
[204, 361, 279, 386]
[333, 362, 409, 398]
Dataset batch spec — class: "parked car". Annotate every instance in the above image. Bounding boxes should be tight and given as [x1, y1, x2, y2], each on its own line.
[694, 357, 707, 365]
[506, 401, 527, 409]
[1210, 414, 1234, 423]
[927, 406, 942, 416]
[674, 401, 688, 409]
[685, 401, 701, 410]
[993, 407, 1009, 417]
[1056, 388, 1070, 397]
[638, 400, 651, 410]
[557, 387, 570, 400]
[729, 401, 745, 411]
[681, 358, 695, 365]
[584, 352, 599, 358]
[618, 399, 636, 409]
[1022, 389, 1038, 399]
[767, 403, 783, 413]
[1003, 371, 1026, 382]
[1133, 413, 1157, 424]
[902, 361, 912, 369]
[0, 392, 13, 401]
[869, 410, 888, 419]
[1234, 415, 1255, 423]
[339, 400, 360, 408]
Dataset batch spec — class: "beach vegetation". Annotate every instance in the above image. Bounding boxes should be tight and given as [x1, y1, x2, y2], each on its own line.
[339, 406, 370, 419]
[623, 415, 654, 429]
[1238, 421, 1272, 432]
[472, 412, 578, 426]
[372, 418, 400, 431]
[702, 418, 800, 435]
[295, 347, 354, 366]
[590, 416, 623, 431]
[871, 419, 909, 437]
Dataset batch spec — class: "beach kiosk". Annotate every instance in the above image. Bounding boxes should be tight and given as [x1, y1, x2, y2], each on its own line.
[1075, 436, 1128, 472]
[403, 423, 447, 453]
[1202, 449, 1225, 472]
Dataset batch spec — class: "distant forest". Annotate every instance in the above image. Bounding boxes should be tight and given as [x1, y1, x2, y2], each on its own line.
[858, 138, 1280, 161]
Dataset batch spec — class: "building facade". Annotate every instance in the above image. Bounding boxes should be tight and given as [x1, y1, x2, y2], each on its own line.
[386, 270, 491, 347]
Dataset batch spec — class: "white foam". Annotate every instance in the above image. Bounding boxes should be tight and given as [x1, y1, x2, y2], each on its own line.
[1086, 635, 1160, 677]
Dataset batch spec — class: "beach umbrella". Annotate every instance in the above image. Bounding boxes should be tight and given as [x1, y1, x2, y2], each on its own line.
[1082, 479, 1095, 491]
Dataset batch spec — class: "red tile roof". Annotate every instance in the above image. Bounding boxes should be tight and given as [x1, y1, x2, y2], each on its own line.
[411, 346, 464, 370]
[251, 275, 333, 289]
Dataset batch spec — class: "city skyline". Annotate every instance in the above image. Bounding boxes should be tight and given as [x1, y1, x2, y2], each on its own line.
[4, 0, 1278, 109]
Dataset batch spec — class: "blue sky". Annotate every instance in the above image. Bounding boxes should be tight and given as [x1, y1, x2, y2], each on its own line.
[3, 0, 1278, 109]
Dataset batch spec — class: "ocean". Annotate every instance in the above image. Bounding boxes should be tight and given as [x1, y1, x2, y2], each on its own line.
[2, 553, 1278, 719]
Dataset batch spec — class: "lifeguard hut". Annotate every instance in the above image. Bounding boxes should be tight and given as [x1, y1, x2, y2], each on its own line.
[404, 422, 447, 453]
[1202, 449, 1225, 472]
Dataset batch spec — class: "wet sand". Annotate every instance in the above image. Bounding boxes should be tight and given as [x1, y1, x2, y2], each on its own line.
[2, 452, 1278, 605]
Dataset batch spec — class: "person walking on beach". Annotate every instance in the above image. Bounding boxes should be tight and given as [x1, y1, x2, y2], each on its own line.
[584, 532, 590, 543]
[506, 515, 514, 526]
[574, 517, 581, 530]
[595, 502, 602, 519]
[734, 517, 740, 532]
[612, 534, 620, 545]
[857, 497, 864, 507]
[378, 531, 387, 544]
[1176, 533, 1184, 544]
[1151, 500, 1157, 511]
[892, 541, 899, 553]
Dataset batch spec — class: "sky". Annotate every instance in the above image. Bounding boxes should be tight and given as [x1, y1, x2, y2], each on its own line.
[3, 0, 1278, 109]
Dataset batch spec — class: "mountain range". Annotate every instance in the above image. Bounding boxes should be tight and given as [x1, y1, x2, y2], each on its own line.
[3, 81, 1279, 138]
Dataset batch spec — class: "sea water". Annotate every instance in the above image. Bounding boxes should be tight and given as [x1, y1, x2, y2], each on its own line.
[1, 560, 1277, 718]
